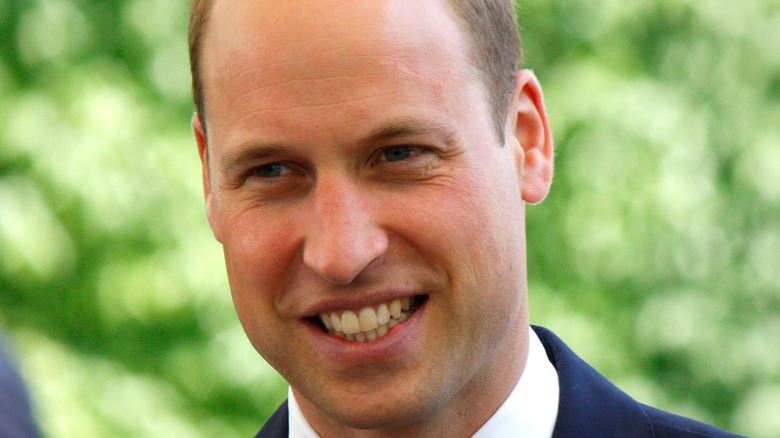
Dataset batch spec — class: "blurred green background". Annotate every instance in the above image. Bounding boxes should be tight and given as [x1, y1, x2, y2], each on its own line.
[0, 0, 777, 436]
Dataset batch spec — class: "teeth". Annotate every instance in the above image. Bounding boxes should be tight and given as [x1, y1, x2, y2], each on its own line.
[359, 307, 379, 331]
[341, 310, 360, 335]
[329, 312, 341, 331]
[389, 299, 402, 318]
[317, 297, 419, 342]
[377, 304, 390, 325]
[320, 313, 333, 330]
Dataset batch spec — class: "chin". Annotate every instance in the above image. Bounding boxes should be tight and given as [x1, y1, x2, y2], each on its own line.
[302, 382, 449, 433]
[326, 398, 436, 431]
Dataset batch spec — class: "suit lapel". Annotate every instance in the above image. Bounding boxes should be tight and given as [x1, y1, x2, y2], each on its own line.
[255, 400, 289, 438]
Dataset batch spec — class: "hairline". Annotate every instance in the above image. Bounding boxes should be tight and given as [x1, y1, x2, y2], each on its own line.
[189, 0, 520, 144]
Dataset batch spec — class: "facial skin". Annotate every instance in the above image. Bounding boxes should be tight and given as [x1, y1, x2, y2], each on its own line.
[193, 0, 553, 436]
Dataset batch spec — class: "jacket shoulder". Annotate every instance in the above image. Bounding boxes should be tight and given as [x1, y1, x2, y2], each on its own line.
[641, 404, 745, 438]
[531, 326, 745, 438]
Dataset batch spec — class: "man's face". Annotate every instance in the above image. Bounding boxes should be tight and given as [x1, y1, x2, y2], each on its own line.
[196, 0, 549, 432]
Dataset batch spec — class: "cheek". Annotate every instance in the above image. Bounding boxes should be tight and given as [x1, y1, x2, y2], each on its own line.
[220, 204, 302, 269]
[411, 159, 526, 298]
[223, 236, 296, 365]
[219, 207, 304, 317]
[423, 165, 523, 255]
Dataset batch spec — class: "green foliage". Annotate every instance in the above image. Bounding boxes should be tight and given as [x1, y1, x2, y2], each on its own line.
[0, 0, 777, 436]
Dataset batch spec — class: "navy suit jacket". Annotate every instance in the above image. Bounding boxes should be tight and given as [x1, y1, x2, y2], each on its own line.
[0, 335, 40, 438]
[255, 326, 744, 437]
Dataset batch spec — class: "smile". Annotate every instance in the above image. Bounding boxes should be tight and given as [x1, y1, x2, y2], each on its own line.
[317, 296, 425, 342]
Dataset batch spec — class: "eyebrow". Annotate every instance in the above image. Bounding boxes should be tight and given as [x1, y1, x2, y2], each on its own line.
[367, 123, 427, 142]
[219, 142, 286, 176]
[364, 118, 461, 146]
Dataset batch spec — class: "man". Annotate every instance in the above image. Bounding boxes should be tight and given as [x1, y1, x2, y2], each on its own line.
[188, 0, 744, 436]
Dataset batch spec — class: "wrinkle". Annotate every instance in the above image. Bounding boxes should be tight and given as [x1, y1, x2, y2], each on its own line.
[237, 90, 409, 113]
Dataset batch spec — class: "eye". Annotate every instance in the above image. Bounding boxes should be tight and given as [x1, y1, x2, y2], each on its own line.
[252, 163, 291, 178]
[379, 146, 418, 162]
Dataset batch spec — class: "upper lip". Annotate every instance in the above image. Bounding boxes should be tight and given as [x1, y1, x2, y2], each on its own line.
[300, 291, 423, 318]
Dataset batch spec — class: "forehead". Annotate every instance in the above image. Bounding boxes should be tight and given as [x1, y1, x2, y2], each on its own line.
[203, 0, 466, 60]
[200, 0, 486, 146]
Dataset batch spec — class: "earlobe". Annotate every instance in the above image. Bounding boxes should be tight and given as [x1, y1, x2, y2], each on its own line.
[507, 70, 554, 205]
[192, 114, 222, 242]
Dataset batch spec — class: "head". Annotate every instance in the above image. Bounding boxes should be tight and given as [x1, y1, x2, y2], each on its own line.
[189, 0, 521, 142]
[190, 0, 552, 435]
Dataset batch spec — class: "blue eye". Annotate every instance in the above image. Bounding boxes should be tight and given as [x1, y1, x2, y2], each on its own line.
[253, 163, 289, 178]
[381, 147, 416, 162]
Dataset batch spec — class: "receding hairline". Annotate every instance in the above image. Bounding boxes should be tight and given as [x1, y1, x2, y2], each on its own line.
[189, 0, 521, 142]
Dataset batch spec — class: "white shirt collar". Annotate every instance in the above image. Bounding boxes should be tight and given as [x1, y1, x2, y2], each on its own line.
[470, 327, 559, 438]
[288, 327, 559, 438]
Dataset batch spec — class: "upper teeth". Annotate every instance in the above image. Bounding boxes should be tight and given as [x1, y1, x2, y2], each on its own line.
[319, 297, 413, 342]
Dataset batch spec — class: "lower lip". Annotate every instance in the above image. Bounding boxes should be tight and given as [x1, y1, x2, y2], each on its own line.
[305, 299, 428, 366]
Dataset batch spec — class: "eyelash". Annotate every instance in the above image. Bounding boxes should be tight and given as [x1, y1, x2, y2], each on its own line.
[377, 146, 422, 163]
[251, 163, 293, 178]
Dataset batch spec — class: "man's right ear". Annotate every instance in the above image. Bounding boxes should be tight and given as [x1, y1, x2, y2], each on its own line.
[192, 114, 222, 242]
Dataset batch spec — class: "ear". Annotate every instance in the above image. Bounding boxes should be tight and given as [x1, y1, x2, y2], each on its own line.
[506, 70, 554, 204]
[192, 113, 223, 242]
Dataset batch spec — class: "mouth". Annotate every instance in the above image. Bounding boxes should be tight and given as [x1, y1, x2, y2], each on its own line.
[314, 296, 426, 342]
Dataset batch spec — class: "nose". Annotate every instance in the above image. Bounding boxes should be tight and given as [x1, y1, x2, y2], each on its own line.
[302, 178, 389, 284]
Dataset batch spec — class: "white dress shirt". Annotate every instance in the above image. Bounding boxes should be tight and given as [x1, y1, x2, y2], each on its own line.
[288, 327, 559, 438]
